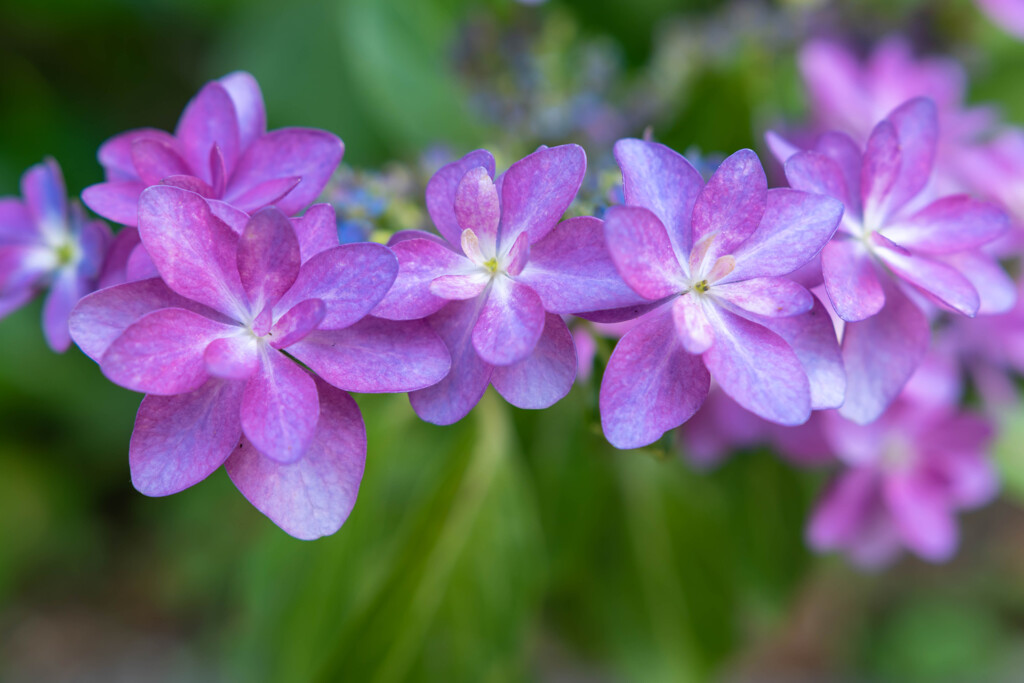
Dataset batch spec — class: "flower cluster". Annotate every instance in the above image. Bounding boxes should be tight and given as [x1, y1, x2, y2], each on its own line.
[0, 51, 1018, 569]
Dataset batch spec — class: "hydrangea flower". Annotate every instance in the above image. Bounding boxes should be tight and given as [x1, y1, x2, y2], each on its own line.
[773, 98, 1012, 424]
[82, 71, 343, 227]
[599, 138, 845, 449]
[0, 158, 110, 351]
[372, 145, 643, 425]
[808, 367, 997, 568]
[69, 186, 450, 539]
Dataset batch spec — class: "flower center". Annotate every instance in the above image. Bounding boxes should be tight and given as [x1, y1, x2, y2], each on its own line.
[693, 279, 710, 294]
[483, 257, 500, 275]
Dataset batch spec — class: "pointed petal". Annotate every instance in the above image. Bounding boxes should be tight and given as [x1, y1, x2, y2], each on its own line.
[276, 243, 397, 330]
[672, 294, 715, 354]
[497, 144, 585, 248]
[227, 128, 343, 216]
[290, 316, 451, 393]
[603, 205, 686, 300]
[490, 313, 576, 409]
[472, 277, 545, 365]
[821, 239, 885, 322]
[714, 277, 814, 317]
[703, 305, 811, 425]
[614, 137, 704, 259]
[455, 166, 500, 246]
[269, 298, 325, 349]
[237, 207, 301, 310]
[81, 181, 146, 227]
[218, 71, 266, 151]
[426, 149, 496, 247]
[876, 247, 980, 316]
[292, 203, 339, 262]
[101, 307, 238, 395]
[174, 82, 240, 181]
[241, 347, 318, 463]
[599, 305, 710, 449]
[137, 185, 247, 317]
[764, 130, 801, 165]
[130, 378, 245, 496]
[691, 149, 767, 261]
[227, 379, 365, 540]
[204, 333, 259, 380]
[410, 300, 493, 425]
[371, 238, 464, 320]
[883, 195, 1009, 254]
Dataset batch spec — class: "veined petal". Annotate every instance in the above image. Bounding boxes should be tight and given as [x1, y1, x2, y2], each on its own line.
[218, 71, 266, 151]
[82, 181, 146, 227]
[455, 166, 500, 247]
[289, 316, 451, 393]
[814, 131, 863, 209]
[784, 151, 853, 209]
[131, 139, 191, 186]
[204, 333, 259, 380]
[603, 205, 686, 300]
[372, 238, 465, 320]
[884, 98, 939, 215]
[672, 295, 714, 354]
[226, 176, 301, 215]
[237, 208, 301, 310]
[426, 149, 496, 247]
[269, 298, 326, 349]
[97, 128, 177, 182]
[130, 378, 245, 496]
[174, 81, 240, 182]
[490, 313, 575, 409]
[713, 277, 814, 318]
[161, 174, 214, 197]
[599, 305, 710, 449]
[691, 149, 767, 262]
[240, 347, 318, 464]
[227, 379, 365, 540]
[821, 239, 885, 322]
[430, 272, 490, 300]
[883, 195, 1009, 254]
[472, 277, 545, 366]
[876, 247, 980, 316]
[861, 120, 901, 227]
[497, 144, 585, 248]
[292, 203, 339, 262]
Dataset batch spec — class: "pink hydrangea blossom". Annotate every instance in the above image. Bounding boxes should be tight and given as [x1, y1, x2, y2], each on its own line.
[69, 186, 450, 538]
[372, 145, 642, 425]
[598, 138, 845, 449]
[773, 98, 1012, 424]
[0, 158, 111, 351]
[82, 72, 343, 227]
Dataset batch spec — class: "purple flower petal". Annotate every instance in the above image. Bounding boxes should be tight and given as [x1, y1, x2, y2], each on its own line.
[204, 334, 259, 380]
[714, 277, 814, 318]
[97, 128, 179, 182]
[490, 313, 575, 409]
[884, 472, 957, 562]
[702, 305, 811, 425]
[860, 120, 901, 226]
[206, 199, 249, 235]
[503, 231, 530, 276]
[174, 82, 240, 182]
[227, 176, 302, 215]
[237, 208, 301, 310]
[409, 299, 494, 425]
[276, 243, 397, 330]
[672, 294, 715, 354]
[426, 150, 496, 247]
[227, 379, 365, 540]
[82, 181, 147, 226]
[226, 128, 344, 216]
[726, 189, 843, 282]
[130, 378, 245, 496]
[101, 307, 238, 395]
[876, 246, 980, 316]
[455, 166, 500, 245]
[883, 195, 1009, 254]
[821, 239, 885, 322]
[472, 277, 545, 366]
[97, 227, 141, 289]
[603, 205, 686, 300]
[517, 216, 647, 314]
[884, 97, 938, 215]
[240, 348, 318, 463]
[372, 238, 465, 320]
[497, 144, 585, 248]
[599, 305, 710, 449]
[430, 272, 490, 300]
[940, 250, 1016, 315]
[292, 203, 339, 261]
[162, 174, 214, 196]
[41, 269, 86, 352]
[0, 198, 36, 244]
[814, 131, 863, 209]
[131, 139, 191, 186]
[614, 138, 704, 259]
[20, 157, 67, 227]
[784, 151, 853, 209]
[840, 282, 930, 424]
[807, 468, 877, 551]
[269, 298, 325, 349]
[289, 316, 451, 393]
[690, 149, 767, 263]
[138, 186, 248, 317]
[218, 71, 266, 150]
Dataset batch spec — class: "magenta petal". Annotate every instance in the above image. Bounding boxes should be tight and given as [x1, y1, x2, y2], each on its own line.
[292, 203, 339, 261]
[204, 334, 259, 380]
[0, 198, 36, 244]
[21, 158, 66, 227]
[226, 128, 344, 216]
[97, 128, 178, 182]
[276, 243, 398, 330]
[455, 166, 500, 245]
[472, 277, 545, 366]
[821, 239, 885, 322]
[490, 313, 575, 409]
[227, 379, 365, 540]
[599, 305, 710, 449]
[138, 185, 247, 317]
[175, 82, 240, 181]
[503, 231, 530, 276]
[372, 238, 464, 320]
[269, 298, 325, 348]
[426, 149, 496, 247]
[940, 250, 1016, 315]
[81, 181, 146, 227]
[840, 283, 930, 424]
[218, 71, 266, 150]
[703, 305, 811, 426]
[227, 176, 302, 215]
[884, 98, 939, 214]
[497, 144, 586, 248]
[130, 378, 245, 496]
[161, 174, 214, 196]
[727, 189, 843, 282]
[125, 244, 159, 281]
[207, 199, 249, 235]
[101, 308, 238, 395]
[876, 247, 980, 316]
[784, 151, 853, 209]
[430, 272, 489, 300]
[409, 299, 493, 425]
[672, 295, 714, 354]
[614, 138, 704, 259]
[690, 149, 767, 260]
[860, 120, 901, 225]
[41, 269, 85, 352]
[884, 473, 957, 562]
[814, 131, 863, 207]
[807, 469, 877, 551]
[237, 208, 301, 309]
[517, 216, 648, 314]
[97, 227, 141, 289]
[241, 348, 319, 463]
[289, 316, 451, 393]
[883, 196, 1009, 254]
[131, 139, 191, 186]
[714, 277, 814, 317]
[603, 205, 686, 300]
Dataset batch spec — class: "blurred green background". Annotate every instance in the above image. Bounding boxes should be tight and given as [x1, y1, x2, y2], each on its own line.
[4, 0, 1024, 680]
